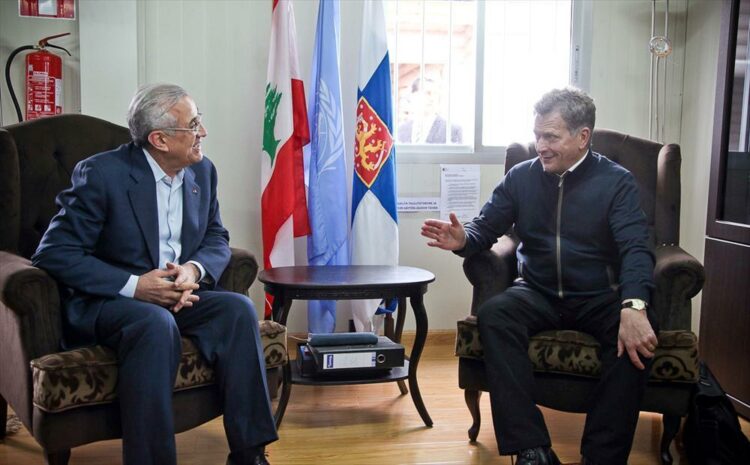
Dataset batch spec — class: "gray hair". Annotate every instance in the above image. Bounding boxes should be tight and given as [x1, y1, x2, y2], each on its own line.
[533, 87, 596, 135]
[127, 83, 189, 147]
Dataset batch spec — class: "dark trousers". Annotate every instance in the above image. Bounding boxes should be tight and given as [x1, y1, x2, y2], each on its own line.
[476, 283, 655, 465]
[96, 290, 278, 465]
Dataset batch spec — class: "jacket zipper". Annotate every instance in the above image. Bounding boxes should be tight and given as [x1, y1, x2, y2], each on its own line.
[556, 173, 567, 298]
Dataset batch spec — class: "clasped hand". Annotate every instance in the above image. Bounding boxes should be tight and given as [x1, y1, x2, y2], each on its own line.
[134, 262, 200, 313]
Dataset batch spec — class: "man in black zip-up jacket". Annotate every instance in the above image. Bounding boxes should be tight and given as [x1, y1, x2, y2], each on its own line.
[422, 88, 658, 465]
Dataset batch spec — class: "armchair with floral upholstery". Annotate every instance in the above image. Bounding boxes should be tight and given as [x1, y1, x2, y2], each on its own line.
[0, 114, 288, 465]
[453, 129, 705, 465]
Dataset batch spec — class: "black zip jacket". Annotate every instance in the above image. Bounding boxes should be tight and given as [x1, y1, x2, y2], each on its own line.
[457, 151, 655, 302]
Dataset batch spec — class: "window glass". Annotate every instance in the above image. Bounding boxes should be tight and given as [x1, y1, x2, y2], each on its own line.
[386, 0, 476, 146]
[385, 0, 572, 152]
[482, 0, 571, 146]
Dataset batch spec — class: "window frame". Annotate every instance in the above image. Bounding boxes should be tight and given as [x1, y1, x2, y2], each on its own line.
[396, 0, 593, 165]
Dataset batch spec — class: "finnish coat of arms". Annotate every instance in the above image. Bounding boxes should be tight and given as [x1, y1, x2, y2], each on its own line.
[354, 97, 393, 188]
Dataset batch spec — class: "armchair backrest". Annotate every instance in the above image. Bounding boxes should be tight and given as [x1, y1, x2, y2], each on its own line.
[0, 115, 131, 258]
[505, 128, 682, 248]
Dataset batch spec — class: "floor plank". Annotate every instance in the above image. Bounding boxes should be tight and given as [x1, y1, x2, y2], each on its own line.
[2, 335, 748, 464]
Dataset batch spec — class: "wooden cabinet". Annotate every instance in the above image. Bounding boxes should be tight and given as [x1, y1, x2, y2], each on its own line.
[700, 0, 750, 418]
[700, 239, 750, 417]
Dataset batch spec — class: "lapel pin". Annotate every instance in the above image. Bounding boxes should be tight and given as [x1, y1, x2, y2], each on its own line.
[192, 187, 198, 195]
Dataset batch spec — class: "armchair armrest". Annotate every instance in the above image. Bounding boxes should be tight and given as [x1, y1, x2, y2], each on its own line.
[0, 251, 63, 426]
[462, 235, 519, 315]
[218, 247, 259, 294]
[0, 251, 63, 358]
[653, 245, 705, 331]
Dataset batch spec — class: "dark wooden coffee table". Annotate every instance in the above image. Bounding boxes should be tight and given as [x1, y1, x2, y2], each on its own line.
[258, 265, 435, 428]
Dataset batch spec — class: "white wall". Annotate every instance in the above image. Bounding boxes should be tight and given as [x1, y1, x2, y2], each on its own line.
[589, 1, 687, 143]
[78, 0, 138, 126]
[64, 0, 718, 333]
[680, 0, 723, 333]
[0, 0, 80, 126]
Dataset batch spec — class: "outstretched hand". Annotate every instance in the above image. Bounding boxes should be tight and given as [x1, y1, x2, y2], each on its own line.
[421, 212, 467, 251]
[617, 309, 658, 370]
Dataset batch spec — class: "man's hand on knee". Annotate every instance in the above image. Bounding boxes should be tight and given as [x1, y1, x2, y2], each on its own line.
[134, 267, 199, 311]
[617, 309, 658, 370]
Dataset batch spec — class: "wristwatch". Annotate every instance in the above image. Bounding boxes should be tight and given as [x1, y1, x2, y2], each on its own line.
[622, 298, 648, 311]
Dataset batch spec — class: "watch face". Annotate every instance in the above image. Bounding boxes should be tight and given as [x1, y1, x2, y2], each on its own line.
[624, 300, 646, 310]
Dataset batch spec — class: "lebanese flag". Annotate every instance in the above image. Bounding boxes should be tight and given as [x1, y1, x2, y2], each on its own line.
[261, 0, 310, 318]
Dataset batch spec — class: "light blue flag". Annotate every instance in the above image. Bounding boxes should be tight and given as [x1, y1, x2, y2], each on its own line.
[306, 0, 349, 333]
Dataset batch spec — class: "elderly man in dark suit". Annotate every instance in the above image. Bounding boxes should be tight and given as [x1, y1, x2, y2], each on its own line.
[32, 83, 276, 465]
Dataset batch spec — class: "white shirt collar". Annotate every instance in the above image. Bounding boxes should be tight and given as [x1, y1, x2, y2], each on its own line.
[566, 149, 589, 173]
[142, 148, 184, 183]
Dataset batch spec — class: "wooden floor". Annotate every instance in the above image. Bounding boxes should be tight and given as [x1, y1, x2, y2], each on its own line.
[2, 333, 749, 465]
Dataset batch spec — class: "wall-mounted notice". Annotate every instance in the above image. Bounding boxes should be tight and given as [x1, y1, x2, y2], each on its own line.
[397, 197, 440, 213]
[19, 0, 75, 19]
[440, 164, 479, 222]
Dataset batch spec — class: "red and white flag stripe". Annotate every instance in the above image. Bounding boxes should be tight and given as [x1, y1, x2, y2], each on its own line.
[261, 0, 310, 318]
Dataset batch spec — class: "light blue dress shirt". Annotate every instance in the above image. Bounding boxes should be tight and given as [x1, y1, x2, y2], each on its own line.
[119, 149, 205, 298]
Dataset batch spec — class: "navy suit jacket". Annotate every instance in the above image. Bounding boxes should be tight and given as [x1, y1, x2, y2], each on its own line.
[32, 142, 231, 348]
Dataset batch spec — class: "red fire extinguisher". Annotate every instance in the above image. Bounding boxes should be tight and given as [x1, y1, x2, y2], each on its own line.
[4, 33, 71, 123]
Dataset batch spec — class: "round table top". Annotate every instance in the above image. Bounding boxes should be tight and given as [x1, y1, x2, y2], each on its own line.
[258, 265, 435, 290]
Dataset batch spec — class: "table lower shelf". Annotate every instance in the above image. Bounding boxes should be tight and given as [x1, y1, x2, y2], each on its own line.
[290, 359, 410, 386]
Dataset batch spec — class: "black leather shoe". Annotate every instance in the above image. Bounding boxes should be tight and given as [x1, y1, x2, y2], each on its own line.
[226, 446, 270, 465]
[253, 452, 270, 465]
[515, 446, 562, 465]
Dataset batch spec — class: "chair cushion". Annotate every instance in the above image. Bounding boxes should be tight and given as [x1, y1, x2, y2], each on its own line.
[260, 319, 288, 367]
[31, 320, 287, 413]
[455, 316, 698, 383]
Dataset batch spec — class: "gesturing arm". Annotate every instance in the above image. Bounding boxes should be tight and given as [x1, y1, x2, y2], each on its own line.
[456, 171, 518, 257]
[421, 212, 467, 250]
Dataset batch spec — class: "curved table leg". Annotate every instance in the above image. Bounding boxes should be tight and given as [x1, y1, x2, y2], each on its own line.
[272, 295, 293, 326]
[396, 296, 409, 395]
[384, 312, 395, 340]
[274, 360, 292, 428]
[271, 293, 293, 428]
[408, 293, 433, 427]
[395, 296, 407, 342]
